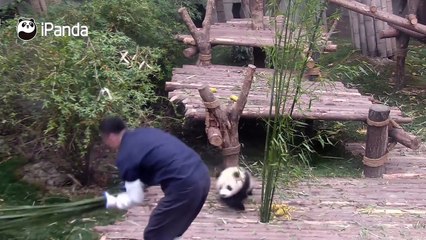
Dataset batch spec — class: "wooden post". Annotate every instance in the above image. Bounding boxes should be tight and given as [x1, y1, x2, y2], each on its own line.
[364, 104, 390, 178]
[250, 0, 264, 30]
[364, 0, 377, 56]
[198, 65, 257, 167]
[216, 0, 226, 23]
[349, 9, 361, 49]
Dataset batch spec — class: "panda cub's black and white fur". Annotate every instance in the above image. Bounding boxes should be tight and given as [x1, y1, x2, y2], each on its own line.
[216, 166, 254, 211]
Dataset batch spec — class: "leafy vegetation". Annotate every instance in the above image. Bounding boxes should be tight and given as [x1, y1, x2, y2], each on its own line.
[0, 158, 122, 240]
[0, 0, 207, 184]
[0, 19, 164, 183]
[320, 39, 426, 141]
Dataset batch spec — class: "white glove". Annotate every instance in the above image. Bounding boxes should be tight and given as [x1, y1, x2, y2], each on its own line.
[104, 192, 118, 208]
[104, 179, 145, 210]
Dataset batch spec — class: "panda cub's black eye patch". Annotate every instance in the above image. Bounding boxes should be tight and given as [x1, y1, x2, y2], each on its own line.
[226, 185, 232, 191]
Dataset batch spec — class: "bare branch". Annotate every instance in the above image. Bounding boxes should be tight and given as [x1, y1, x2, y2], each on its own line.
[232, 64, 256, 119]
[178, 7, 200, 41]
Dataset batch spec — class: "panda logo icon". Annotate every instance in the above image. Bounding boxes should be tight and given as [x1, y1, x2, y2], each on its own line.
[17, 18, 37, 41]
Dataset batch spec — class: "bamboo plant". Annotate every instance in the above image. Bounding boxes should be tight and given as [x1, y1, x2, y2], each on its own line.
[260, 0, 327, 223]
[0, 196, 106, 232]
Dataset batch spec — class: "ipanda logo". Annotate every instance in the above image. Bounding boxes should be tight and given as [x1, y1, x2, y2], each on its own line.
[17, 17, 88, 41]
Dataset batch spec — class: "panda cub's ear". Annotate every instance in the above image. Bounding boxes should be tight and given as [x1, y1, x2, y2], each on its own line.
[18, 18, 24, 23]
[214, 168, 221, 178]
[29, 18, 35, 23]
[232, 171, 240, 179]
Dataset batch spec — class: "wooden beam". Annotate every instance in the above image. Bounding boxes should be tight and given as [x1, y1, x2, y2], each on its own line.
[389, 127, 421, 150]
[380, 28, 400, 39]
[250, 0, 264, 30]
[388, 24, 426, 42]
[328, 0, 426, 35]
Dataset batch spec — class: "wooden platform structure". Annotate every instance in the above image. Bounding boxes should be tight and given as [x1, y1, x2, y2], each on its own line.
[176, 17, 333, 49]
[94, 142, 426, 239]
[166, 64, 412, 123]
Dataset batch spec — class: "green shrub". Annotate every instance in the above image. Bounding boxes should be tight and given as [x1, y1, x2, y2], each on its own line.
[0, 19, 164, 183]
[43, 0, 202, 76]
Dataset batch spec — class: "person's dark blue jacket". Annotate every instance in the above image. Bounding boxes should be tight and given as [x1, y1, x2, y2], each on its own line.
[116, 128, 205, 191]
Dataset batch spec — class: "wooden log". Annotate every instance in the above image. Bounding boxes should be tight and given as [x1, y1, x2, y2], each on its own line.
[389, 127, 421, 150]
[407, 13, 418, 25]
[306, 67, 321, 76]
[386, 0, 396, 54]
[306, 57, 316, 68]
[184, 105, 412, 123]
[397, 54, 409, 91]
[215, 0, 226, 23]
[382, 0, 394, 56]
[358, 7, 368, 55]
[388, 24, 426, 42]
[364, 104, 390, 178]
[328, 0, 426, 35]
[349, 9, 361, 49]
[380, 28, 400, 38]
[207, 127, 223, 147]
[183, 46, 199, 58]
[324, 44, 338, 52]
[364, 0, 377, 56]
[370, 1, 377, 13]
[374, 0, 387, 57]
[250, 0, 264, 30]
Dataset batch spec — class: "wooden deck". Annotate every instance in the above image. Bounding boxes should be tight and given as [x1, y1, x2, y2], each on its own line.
[94, 142, 426, 239]
[177, 17, 311, 48]
[165, 64, 412, 123]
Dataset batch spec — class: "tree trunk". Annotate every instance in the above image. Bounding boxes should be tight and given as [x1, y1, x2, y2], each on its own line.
[28, 0, 47, 15]
[198, 65, 256, 168]
[215, 0, 226, 23]
[250, 0, 264, 30]
[394, 0, 422, 89]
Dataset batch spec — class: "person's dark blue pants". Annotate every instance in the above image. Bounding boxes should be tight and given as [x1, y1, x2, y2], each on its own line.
[143, 164, 210, 240]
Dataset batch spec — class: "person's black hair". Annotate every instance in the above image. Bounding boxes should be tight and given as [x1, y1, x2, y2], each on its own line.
[99, 116, 126, 134]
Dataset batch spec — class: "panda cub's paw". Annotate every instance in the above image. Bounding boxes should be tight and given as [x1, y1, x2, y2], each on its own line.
[232, 202, 245, 211]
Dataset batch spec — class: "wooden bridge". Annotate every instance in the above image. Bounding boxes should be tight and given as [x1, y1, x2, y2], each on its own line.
[94, 142, 426, 240]
[166, 64, 412, 123]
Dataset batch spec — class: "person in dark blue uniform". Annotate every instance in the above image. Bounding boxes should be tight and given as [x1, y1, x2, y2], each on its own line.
[99, 116, 211, 240]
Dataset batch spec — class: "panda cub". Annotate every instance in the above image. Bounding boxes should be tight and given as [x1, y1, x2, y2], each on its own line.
[216, 166, 254, 211]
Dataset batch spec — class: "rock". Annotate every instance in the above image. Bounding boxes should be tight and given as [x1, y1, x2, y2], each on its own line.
[20, 161, 72, 187]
